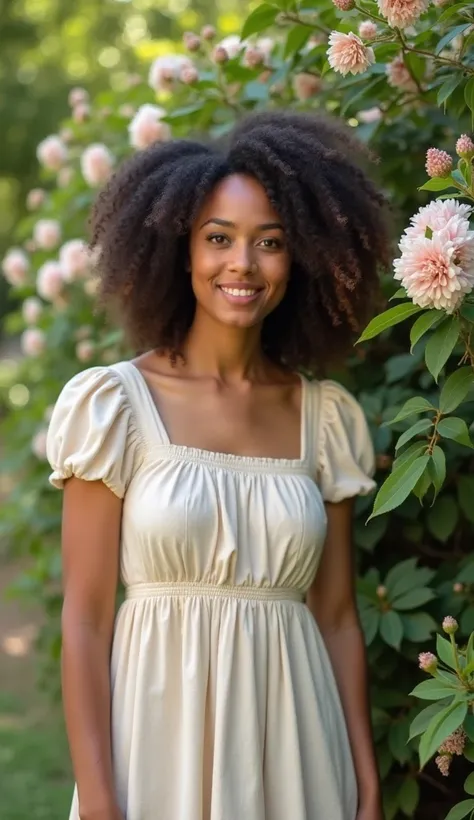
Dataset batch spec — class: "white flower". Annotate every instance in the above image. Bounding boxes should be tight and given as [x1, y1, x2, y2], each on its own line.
[128, 105, 171, 150]
[36, 261, 65, 301]
[148, 55, 194, 92]
[36, 135, 68, 171]
[81, 144, 114, 187]
[2, 248, 29, 287]
[327, 31, 375, 76]
[33, 219, 62, 250]
[22, 297, 43, 325]
[59, 239, 90, 281]
[21, 328, 46, 357]
[358, 106, 382, 123]
[218, 35, 244, 59]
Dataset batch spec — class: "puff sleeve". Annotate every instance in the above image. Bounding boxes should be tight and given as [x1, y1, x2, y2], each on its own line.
[46, 366, 141, 498]
[318, 380, 376, 503]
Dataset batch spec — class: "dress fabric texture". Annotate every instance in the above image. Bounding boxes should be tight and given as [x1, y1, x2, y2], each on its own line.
[46, 361, 376, 820]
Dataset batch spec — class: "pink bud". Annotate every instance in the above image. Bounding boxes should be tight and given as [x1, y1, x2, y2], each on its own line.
[22, 297, 43, 325]
[425, 148, 453, 179]
[418, 652, 438, 673]
[293, 73, 322, 101]
[376, 585, 387, 599]
[73, 103, 90, 123]
[213, 46, 229, 64]
[60, 239, 90, 281]
[180, 66, 199, 85]
[456, 134, 474, 159]
[21, 328, 46, 357]
[332, 0, 355, 9]
[453, 582, 464, 594]
[244, 46, 265, 68]
[76, 339, 95, 362]
[36, 135, 68, 171]
[442, 616, 459, 634]
[32, 429, 48, 460]
[68, 87, 89, 107]
[358, 21, 378, 40]
[183, 32, 201, 52]
[201, 25, 216, 41]
[2, 248, 30, 287]
[33, 219, 61, 250]
[26, 189, 45, 210]
[36, 261, 64, 301]
[81, 144, 114, 187]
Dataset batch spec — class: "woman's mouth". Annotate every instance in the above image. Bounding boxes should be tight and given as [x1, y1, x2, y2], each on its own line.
[217, 284, 263, 304]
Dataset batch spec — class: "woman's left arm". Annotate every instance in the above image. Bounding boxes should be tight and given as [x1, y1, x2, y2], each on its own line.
[306, 498, 383, 820]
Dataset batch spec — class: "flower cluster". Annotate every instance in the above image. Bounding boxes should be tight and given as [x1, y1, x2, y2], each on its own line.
[435, 727, 467, 776]
[394, 199, 474, 312]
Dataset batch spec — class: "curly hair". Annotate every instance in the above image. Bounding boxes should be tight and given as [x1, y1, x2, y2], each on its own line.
[89, 110, 392, 370]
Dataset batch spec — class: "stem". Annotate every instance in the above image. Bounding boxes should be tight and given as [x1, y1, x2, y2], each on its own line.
[450, 633, 464, 680]
[427, 410, 441, 455]
[354, 3, 386, 25]
[281, 11, 330, 36]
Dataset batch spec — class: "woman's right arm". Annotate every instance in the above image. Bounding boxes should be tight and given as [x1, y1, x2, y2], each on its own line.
[61, 476, 124, 820]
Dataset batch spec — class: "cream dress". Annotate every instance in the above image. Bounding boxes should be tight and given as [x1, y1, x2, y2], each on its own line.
[46, 360, 376, 820]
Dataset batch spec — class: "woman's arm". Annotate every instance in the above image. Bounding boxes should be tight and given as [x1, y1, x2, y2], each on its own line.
[61, 477, 124, 820]
[306, 498, 383, 819]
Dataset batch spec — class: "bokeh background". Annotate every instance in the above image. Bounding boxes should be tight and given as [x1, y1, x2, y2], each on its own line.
[1, 1, 474, 818]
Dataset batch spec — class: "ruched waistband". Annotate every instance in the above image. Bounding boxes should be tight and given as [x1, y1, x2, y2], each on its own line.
[125, 582, 304, 603]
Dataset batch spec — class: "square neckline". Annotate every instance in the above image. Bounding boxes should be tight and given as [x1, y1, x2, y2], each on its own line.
[125, 361, 309, 467]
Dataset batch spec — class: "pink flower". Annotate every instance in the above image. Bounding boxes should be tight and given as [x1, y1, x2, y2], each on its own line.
[76, 339, 95, 362]
[418, 652, 438, 673]
[33, 219, 61, 250]
[22, 297, 43, 325]
[68, 87, 88, 107]
[128, 105, 171, 150]
[456, 134, 474, 159]
[386, 54, 417, 91]
[183, 32, 201, 52]
[217, 36, 244, 59]
[36, 135, 68, 171]
[435, 755, 452, 776]
[358, 106, 382, 123]
[243, 46, 266, 68]
[21, 328, 46, 357]
[59, 239, 90, 281]
[180, 65, 199, 84]
[2, 248, 29, 287]
[333, 0, 355, 9]
[36, 261, 65, 301]
[293, 73, 322, 101]
[359, 21, 378, 40]
[439, 728, 467, 756]
[377, 0, 429, 28]
[148, 55, 194, 92]
[201, 25, 216, 41]
[81, 144, 114, 187]
[73, 103, 90, 123]
[453, 582, 464, 593]
[26, 189, 45, 211]
[394, 233, 474, 312]
[401, 200, 472, 246]
[32, 429, 48, 460]
[213, 46, 229, 64]
[425, 148, 452, 178]
[327, 31, 375, 76]
[442, 616, 459, 634]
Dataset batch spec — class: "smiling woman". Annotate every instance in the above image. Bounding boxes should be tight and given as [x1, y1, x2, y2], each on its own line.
[46, 110, 392, 820]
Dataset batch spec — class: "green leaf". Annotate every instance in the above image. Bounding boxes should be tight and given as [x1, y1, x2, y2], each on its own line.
[438, 2, 470, 23]
[464, 773, 474, 796]
[392, 442, 426, 472]
[437, 74, 463, 106]
[380, 609, 403, 650]
[390, 287, 408, 301]
[437, 417, 474, 448]
[428, 446, 446, 497]
[425, 316, 461, 382]
[398, 777, 419, 816]
[419, 700, 468, 768]
[436, 634, 457, 670]
[409, 701, 448, 740]
[410, 677, 461, 699]
[445, 799, 474, 820]
[436, 24, 471, 55]
[360, 606, 380, 646]
[284, 25, 311, 58]
[461, 303, 474, 323]
[427, 496, 459, 542]
[402, 612, 438, 642]
[418, 176, 456, 192]
[458, 476, 474, 523]
[369, 456, 430, 520]
[388, 397, 435, 424]
[465, 76, 474, 115]
[241, 3, 279, 40]
[392, 588, 435, 610]
[439, 367, 474, 414]
[410, 310, 443, 350]
[395, 418, 433, 452]
[357, 303, 423, 343]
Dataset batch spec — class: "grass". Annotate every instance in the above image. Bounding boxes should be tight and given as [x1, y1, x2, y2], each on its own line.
[0, 691, 73, 819]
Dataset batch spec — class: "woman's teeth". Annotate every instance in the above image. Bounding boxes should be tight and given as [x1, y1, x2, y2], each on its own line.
[220, 287, 258, 296]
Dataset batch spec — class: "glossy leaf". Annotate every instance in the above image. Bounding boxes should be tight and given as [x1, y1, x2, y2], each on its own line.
[428, 446, 446, 497]
[402, 612, 437, 642]
[418, 700, 467, 768]
[445, 799, 474, 820]
[241, 4, 279, 40]
[436, 634, 457, 670]
[380, 610, 403, 650]
[395, 418, 433, 452]
[418, 176, 456, 192]
[409, 310, 443, 350]
[410, 677, 461, 699]
[424, 317, 460, 382]
[409, 701, 447, 740]
[388, 397, 435, 424]
[437, 417, 474, 448]
[439, 367, 474, 414]
[368, 456, 430, 520]
[427, 496, 459, 542]
[357, 303, 423, 343]
[392, 588, 435, 610]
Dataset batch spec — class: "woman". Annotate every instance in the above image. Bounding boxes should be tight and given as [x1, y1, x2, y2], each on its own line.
[46, 110, 391, 820]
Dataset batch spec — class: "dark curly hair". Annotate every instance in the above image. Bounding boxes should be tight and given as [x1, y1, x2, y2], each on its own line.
[90, 110, 392, 370]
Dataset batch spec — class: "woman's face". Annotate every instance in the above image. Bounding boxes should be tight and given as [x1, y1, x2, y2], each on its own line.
[189, 174, 291, 330]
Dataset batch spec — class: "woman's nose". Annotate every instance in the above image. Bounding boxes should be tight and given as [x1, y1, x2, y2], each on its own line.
[228, 241, 255, 274]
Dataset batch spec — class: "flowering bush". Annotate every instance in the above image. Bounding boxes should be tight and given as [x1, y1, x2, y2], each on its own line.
[2, 1, 474, 817]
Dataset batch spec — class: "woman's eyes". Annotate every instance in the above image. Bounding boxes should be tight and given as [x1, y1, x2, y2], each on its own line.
[206, 234, 282, 249]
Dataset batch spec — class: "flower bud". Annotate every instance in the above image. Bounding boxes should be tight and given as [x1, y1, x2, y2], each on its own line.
[442, 616, 459, 635]
[332, 0, 355, 9]
[201, 25, 216, 41]
[180, 66, 199, 85]
[358, 21, 377, 40]
[213, 46, 229, 64]
[456, 134, 474, 159]
[26, 189, 45, 211]
[376, 585, 387, 599]
[453, 582, 464, 594]
[425, 148, 453, 179]
[418, 652, 438, 674]
[183, 31, 201, 52]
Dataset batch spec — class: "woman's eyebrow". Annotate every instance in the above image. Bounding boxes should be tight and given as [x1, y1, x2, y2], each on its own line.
[200, 217, 284, 230]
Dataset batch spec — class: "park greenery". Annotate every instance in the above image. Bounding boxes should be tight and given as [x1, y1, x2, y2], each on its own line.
[1, 0, 474, 817]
